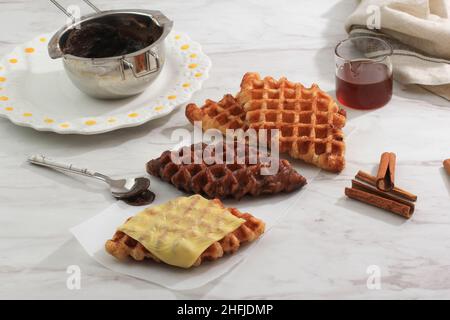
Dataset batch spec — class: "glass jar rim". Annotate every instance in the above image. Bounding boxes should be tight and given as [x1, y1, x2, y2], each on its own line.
[335, 36, 393, 63]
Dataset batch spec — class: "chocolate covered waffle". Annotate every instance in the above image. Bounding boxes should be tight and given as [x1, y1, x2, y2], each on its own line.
[105, 195, 265, 268]
[147, 143, 307, 199]
[186, 72, 347, 172]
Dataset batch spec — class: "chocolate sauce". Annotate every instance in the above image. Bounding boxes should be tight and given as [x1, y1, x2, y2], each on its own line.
[62, 16, 162, 58]
[113, 177, 155, 206]
[122, 189, 156, 206]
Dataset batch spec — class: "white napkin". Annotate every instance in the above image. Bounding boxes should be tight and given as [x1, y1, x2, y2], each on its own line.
[345, 0, 450, 100]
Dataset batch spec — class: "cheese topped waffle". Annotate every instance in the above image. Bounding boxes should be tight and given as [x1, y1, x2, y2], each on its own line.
[105, 195, 265, 268]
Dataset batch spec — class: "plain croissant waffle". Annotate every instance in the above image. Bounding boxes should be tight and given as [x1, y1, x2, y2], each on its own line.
[147, 142, 307, 199]
[105, 200, 265, 267]
[186, 94, 247, 134]
[186, 73, 347, 172]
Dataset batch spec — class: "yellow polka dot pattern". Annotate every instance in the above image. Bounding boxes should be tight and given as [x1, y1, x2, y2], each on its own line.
[0, 34, 210, 132]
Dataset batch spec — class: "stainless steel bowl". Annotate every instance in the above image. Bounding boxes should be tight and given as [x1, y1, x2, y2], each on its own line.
[48, 10, 173, 99]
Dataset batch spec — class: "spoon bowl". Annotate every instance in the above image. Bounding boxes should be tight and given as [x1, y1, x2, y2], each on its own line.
[110, 177, 150, 199]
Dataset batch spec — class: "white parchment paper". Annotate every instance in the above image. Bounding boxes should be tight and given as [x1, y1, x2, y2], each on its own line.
[70, 164, 320, 290]
[70, 124, 356, 290]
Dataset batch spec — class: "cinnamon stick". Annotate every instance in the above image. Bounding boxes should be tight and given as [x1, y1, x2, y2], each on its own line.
[355, 170, 417, 202]
[376, 152, 396, 191]
[444, 159, 450, 176]
[351, 180, 415, 213]
[345, 187, 412, 219]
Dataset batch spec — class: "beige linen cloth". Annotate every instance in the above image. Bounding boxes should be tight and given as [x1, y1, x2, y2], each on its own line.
[346, 0, 450, 100]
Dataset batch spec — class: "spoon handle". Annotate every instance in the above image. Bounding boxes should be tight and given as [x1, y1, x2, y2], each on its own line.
[28, 154, 97, 178]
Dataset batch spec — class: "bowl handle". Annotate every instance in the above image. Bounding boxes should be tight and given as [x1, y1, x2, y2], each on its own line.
[120, 50, 160, 79]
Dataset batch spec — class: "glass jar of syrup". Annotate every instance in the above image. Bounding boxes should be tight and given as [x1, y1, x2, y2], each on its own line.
[335, 36, 393, 110]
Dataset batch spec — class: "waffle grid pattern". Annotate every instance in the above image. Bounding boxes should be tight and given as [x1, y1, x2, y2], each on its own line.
[237, 73, 346, 171]
[188, 94, 246, 134]
[186, 73, 346, 172]
[147, 143, 307, 199]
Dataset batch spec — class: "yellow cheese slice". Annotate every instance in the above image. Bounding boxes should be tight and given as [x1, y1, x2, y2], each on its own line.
[117, 195, 246, 268]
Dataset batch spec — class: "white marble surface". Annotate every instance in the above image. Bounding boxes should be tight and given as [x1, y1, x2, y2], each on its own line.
[1, 0, 450, 299]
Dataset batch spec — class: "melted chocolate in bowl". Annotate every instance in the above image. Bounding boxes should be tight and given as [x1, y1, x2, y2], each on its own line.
[61, 14, 163, 58]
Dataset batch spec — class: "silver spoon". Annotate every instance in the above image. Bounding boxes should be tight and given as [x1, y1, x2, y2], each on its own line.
[28, 154, 153, 200]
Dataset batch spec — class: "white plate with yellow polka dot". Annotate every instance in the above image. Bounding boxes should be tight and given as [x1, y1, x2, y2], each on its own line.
[0, 31, 211, 134]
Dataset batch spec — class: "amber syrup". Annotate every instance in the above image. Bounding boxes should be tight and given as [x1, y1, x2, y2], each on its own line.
[336, 61, 393, 110]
